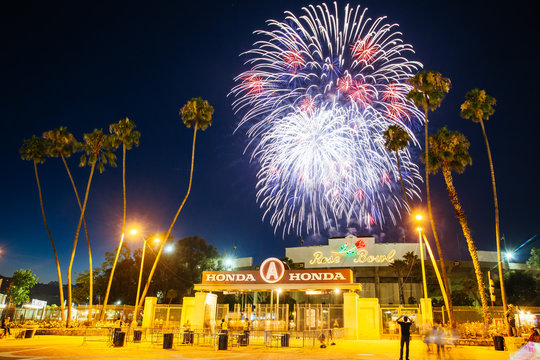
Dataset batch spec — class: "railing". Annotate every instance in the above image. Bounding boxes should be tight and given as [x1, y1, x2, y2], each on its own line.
[77, 326, 346, 349]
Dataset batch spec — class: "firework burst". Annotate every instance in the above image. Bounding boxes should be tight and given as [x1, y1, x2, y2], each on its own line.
[231, 2, 424, 236]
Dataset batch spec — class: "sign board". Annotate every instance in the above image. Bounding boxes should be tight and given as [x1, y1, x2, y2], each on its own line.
[286, 235, 421, 268]
[202, 257, 352, 285]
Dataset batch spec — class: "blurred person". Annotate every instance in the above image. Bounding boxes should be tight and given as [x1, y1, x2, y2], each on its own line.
[527, 327, 540, 343]
[433, 319, 445, 354]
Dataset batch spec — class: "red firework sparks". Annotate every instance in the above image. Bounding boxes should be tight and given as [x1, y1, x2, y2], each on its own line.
[387, 102, 408, 121]
[299, 96, 315, 113]
[337, 76, 353, 93]
[283, 50, 305, 73]
[348, 80, 374, 106]
[382, 83, 402, 102]
[242, 75, 265, 95]
[351, 37, 379, 63]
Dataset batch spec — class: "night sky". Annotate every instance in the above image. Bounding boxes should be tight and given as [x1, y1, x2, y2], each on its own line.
[1, 1, 538, 283]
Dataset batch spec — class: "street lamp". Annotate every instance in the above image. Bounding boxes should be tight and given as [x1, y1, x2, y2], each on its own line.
[133, 235, 160, 325]
[414, 214, 428, 299]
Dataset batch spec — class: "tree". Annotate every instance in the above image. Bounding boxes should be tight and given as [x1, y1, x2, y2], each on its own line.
[136, 98, 214, 318]
[406, 70, 453, 324]
[43, 127, 95, 320]
[383, 124, 412, 210]
[66, 129, 117, 326]
[504, 271, 539, 306]
[527, 248, 540, 270]
[451, 291, 475, 306]
[166, 289, 178, 304]
[424, 126, 490, 326]
[20, 136, 65, 320]
[461, 277, 481, 305]
[8, 269, 38, 305]
[461, 88, 509, 331]
[100, 118, 140, 321]
[390, 259, 407, 304]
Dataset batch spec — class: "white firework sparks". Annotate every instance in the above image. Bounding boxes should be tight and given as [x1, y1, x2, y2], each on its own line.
[231, 2, 424, 236]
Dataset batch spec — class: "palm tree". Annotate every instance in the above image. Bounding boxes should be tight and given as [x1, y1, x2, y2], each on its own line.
[43, 127, 95, 321]
[423, 127, 490, 326]
[166, 289, 178, 305]
[383, 124, 412, 210]
[100, 118, 140, 321]
[460, 89, 509, 332]
[135, 98, 214, 319]
[389, 259, 407, 304]
[66, 129, 117, 326]
[406, 70, 454, 324]
[20, 136, 66, 321]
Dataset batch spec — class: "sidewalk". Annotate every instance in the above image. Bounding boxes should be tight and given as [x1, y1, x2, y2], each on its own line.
[0, 336, 518, 359]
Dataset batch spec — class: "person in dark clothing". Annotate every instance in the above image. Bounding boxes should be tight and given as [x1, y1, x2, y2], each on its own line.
[396, 314, 413, 360]
[1, 317, 11, 336]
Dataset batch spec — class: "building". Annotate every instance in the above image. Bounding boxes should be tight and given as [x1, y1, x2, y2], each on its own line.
[285, 234, 529, 305]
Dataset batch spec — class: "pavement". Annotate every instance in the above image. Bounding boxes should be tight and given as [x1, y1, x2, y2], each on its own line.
[0, 335, 523, 360]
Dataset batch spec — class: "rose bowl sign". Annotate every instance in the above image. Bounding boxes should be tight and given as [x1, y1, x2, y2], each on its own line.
[202, 257, 352, 285]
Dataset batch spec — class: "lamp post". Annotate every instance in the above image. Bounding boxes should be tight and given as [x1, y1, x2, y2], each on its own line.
[276, 288, 282, 328]
[133, 235, 160, 325]
[415, 214, 428, 299]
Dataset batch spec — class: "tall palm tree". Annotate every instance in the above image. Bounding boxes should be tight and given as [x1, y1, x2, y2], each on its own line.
[135, 98, 214, 319]
[20, 136, 66, 321]
[424, 127, 490, 326]
[383, 124, 412, 210]
[100, 118, 140, 321]
[43, 127, 95, 321]
[406, 70, 454, 324]
[66, 129, 117, 326]
[460, 89, 508, 332]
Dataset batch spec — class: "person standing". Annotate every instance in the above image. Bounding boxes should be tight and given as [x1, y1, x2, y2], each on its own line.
[396, 314, 413, 360]
[1, 317, 11, 337]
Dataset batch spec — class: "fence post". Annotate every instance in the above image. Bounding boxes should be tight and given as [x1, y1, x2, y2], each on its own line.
[442, 305, 446, 324]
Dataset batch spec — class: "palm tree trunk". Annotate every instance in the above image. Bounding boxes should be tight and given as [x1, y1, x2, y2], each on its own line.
[441, 167, 490, 326]
[67, 162, 96, 327]
[61, 155, 93, 321]
[99, 144, 127, 321]
[137, 123, 199, 310]
[395, 151, 412, 210]
[480, 119, 509, 333]
[398, 276, 405, 304]
[423, 105, 454, 325]
[33, 161, 65, 321]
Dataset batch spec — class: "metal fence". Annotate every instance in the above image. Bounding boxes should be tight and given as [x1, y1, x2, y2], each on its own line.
[78, 326, 346, 349]
[0, 305, 136, 323]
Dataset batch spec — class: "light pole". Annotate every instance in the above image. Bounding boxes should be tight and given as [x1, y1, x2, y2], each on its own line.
[276, 288, 282, 328]
[133, 235, 160, 325]
[415, 214, 428, 299]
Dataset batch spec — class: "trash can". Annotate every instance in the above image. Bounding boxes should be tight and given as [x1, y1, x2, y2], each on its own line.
[493, 336, 504, 351]
[218, 333, 228, 350]
[281, 333, 290, 347]
[133, 330, 142, 343]
[113, 331, 126, 347]
[238, 334, 248, 346]
[163, 333, 174, 349]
